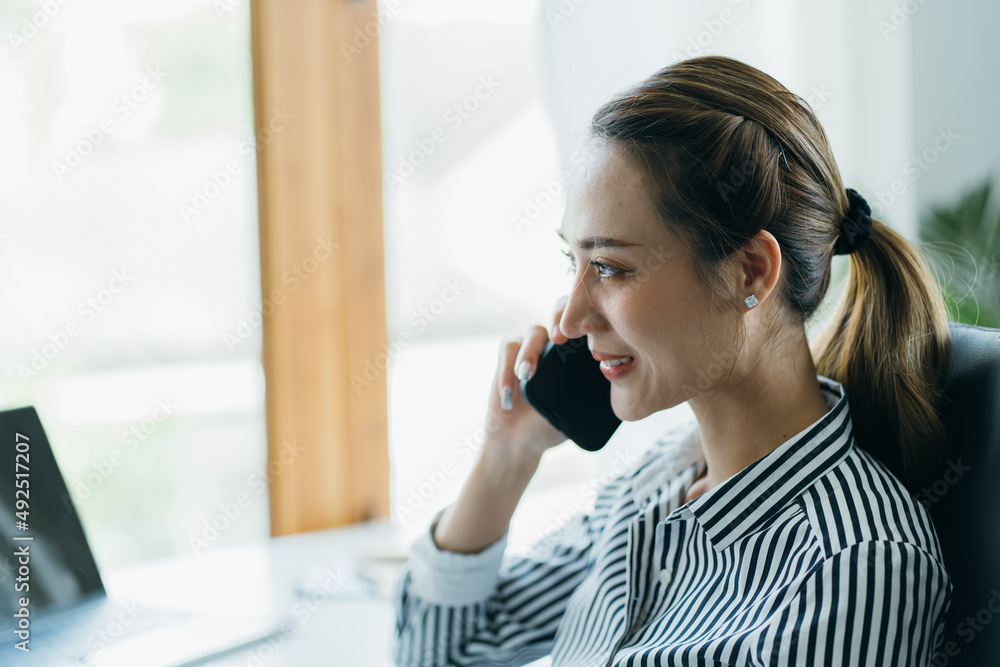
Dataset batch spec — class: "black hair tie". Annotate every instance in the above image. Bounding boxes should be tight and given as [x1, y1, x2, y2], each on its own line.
[834, 188, 873, 255]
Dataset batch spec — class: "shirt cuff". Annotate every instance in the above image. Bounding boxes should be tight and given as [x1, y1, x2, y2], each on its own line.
[406, 504, 509, 606]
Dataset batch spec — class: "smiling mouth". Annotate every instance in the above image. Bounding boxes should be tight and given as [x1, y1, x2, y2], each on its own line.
[599, 356, 634, 368]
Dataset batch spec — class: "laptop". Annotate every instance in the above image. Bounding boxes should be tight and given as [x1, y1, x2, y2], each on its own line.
[0, 406, 290, 666]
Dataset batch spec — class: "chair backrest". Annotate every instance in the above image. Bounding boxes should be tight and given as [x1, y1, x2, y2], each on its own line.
[927, 322, 1000, 666]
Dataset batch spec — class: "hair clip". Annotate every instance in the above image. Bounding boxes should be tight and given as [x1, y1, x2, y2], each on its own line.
[778, 144, 791, 172]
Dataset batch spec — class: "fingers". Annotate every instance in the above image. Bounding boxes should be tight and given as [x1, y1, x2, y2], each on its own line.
[550, 294, 569, 345]
[513, 325, 550, 386]
[495, 296, 569, 413]
[498, 335, 523, 411]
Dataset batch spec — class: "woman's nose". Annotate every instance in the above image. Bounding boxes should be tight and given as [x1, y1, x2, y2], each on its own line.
[558, 277, 606, 340]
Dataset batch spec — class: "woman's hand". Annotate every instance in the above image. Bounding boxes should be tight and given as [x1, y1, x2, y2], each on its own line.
[480, 295, 574, 465]
[431, 297, 576, 554]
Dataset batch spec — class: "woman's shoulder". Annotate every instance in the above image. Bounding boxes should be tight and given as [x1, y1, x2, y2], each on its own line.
[799, 444, 946, 565]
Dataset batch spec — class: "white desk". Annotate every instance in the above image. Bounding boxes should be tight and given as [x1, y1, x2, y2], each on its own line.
[102, 518, 554, 666]
[103, 519, 405, 666]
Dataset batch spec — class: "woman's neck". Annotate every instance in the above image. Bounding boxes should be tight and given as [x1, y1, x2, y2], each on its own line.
[685, 330, 830, 500]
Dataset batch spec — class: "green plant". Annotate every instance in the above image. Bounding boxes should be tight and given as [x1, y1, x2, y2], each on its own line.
[918, 178, 1000, 328]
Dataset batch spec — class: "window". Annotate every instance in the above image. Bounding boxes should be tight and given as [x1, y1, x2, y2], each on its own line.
[0, 1, 266, 569]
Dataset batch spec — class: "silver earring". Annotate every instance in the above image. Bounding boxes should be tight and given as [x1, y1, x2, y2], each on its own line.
[744, 294, 758, 309]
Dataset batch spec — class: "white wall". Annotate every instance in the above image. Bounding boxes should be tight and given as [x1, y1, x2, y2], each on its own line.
[910, 0, 1000, 215]
[537, 0, 933, 238]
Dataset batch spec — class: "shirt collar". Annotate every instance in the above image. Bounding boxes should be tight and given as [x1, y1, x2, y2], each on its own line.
[663, 375, 854, 552]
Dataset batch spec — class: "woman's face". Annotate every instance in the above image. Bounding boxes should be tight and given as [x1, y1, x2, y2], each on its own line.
[557, 144, 741, 421]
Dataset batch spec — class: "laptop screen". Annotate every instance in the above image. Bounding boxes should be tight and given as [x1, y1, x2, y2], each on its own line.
[0, 406, 104, 621]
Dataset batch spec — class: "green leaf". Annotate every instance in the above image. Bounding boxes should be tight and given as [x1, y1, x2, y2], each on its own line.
[918, 177, 1000, 327]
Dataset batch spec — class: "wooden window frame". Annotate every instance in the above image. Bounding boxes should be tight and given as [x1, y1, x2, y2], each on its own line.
[250, 0, 389, 536]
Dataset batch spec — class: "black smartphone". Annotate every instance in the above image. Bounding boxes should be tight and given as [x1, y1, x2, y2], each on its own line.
[519, 335, 622, 452]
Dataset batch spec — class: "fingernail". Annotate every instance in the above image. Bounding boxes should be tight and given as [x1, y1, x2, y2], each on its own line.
[501, 385, 513, 410]
[552, 323, 561, 339]
[516, 360, 533, 381]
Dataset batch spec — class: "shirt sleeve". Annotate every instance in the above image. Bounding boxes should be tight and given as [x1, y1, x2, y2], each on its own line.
[751, 540, 953, 667]
[392, 499, 597, 666]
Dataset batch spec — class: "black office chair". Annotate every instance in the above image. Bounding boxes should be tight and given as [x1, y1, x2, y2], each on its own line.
[927, 321, 1000, 666]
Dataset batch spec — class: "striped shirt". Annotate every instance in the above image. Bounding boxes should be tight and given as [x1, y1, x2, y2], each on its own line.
[393, 375, 952, 666]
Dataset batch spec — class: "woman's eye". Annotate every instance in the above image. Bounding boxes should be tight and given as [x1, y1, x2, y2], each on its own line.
[595, 263, 622, 280]
[560, 249, 624, 282]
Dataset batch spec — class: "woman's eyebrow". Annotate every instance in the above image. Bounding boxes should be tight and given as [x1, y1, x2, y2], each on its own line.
[555, 227, 642, 250]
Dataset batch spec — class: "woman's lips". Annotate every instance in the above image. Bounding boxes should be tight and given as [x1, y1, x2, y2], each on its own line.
[590, 350, 633, 361]
[597, 355, 635, 380]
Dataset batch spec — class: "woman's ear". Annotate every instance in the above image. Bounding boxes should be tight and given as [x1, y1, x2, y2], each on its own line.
[739, 229, 782, 306]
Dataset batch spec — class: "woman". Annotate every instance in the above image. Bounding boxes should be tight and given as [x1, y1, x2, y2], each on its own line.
[393, 56, 953, 666]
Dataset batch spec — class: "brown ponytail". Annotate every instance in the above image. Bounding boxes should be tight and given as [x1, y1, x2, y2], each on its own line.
[810, 218, 953, 493]
[588, 55, 953, 493]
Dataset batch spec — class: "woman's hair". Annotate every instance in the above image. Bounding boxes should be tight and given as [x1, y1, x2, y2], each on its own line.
[587, 55, 953, 494]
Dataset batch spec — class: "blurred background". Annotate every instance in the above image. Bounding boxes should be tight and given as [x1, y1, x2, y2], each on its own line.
[0, 0, 997, 579]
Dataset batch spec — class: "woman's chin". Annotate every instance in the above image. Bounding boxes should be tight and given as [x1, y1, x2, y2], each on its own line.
[610, 392, 648, 422]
